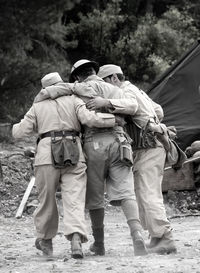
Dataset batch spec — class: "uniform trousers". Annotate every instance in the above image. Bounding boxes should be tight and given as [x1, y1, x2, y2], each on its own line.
[84, 131, 136, 209]
[133, 143, 171, 237]
[34, 162, 88, 242]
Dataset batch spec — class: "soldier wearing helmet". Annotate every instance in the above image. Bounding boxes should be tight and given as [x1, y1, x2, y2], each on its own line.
[34, 59, 148, 256]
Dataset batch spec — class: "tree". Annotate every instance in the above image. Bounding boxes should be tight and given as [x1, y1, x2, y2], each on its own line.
[63, 0, 199, 89]
[1, 0, 200, 123]
[0, 0, 80, 122]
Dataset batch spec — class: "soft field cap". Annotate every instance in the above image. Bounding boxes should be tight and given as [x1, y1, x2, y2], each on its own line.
[98, 64, 123, 79]
[41, 72, 63, 88]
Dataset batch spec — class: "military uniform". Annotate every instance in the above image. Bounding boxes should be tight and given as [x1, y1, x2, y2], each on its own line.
[34, 70, 148, 256]
[96, 64, 177, 254]
[12, 85, 116, 245]
[119, 81, 171, 237]
[35, 75, 139, 207]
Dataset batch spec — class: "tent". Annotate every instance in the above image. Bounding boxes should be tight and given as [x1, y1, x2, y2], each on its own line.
[146, 40, 200, 150]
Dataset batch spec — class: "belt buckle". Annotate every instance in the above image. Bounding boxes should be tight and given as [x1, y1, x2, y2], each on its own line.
[50, 131, 56, 142]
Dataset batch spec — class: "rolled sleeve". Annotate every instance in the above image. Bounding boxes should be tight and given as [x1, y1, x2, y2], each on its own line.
[74, 97, 115, 128]
[108, 97, 138, 115]
[108, 88, 138, 115]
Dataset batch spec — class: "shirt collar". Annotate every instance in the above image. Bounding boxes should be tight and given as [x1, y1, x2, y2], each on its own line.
[84, 74, 105, 82]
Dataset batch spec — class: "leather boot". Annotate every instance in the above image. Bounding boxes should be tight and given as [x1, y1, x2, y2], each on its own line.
[149, 231, 177, 254]
[71, 233, 83, 259]
[35, 238, 53, 256]
[147, 237, 160, 248]
[90, 227, 105, 256]
[132, 231, 148, 256]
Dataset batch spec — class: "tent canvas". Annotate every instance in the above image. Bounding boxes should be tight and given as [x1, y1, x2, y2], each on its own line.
[146, 40, 200, 150]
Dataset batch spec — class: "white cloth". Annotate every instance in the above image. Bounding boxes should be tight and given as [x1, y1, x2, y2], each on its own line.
[121, 81, 164, 127]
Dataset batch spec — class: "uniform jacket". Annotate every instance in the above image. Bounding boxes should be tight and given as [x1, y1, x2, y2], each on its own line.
[34, 75, 139, 117]
[120, 81, 164, 128]
[12, 93, 116, 166]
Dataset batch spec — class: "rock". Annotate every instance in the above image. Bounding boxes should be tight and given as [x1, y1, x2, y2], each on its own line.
[192, 151, 200, 163]
[191, 141, 200, 153]
[185, 146, 194, 157]
[184, 243, 192, 247]
[167, 190, 177, 202]
[5, 256, 16, 260]
[27, 199, 39, 207]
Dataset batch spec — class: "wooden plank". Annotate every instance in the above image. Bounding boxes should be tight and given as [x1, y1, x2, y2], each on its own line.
[15, 176, 35, 219]
[162, 162, 195, 192]
[164, 156, 200, 171]
[162, 157, 200, 192]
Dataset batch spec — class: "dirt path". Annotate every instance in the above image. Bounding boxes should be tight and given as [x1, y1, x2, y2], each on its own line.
[1, 211, 200, 273]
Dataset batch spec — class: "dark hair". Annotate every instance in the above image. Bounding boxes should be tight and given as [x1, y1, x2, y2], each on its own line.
[103, 73, 125, 82]
[74, 65, 95, 79]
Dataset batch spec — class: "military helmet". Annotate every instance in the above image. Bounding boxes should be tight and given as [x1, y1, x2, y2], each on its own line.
[69, 59, 99, 83]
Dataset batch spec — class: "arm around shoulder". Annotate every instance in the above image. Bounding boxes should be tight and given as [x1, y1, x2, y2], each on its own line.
[74, 96, 116, 128]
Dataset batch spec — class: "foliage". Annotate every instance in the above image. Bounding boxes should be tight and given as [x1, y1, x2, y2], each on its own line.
[1, 0, 200, 123]
[0, 0, 80, 123]
[64, 0, 127, 63]
[63, 0, 199, 89]
[113, 7, 199, 88]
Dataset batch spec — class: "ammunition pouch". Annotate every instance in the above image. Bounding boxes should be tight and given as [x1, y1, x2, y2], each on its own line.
[120, 140, 133, 167]
[125, 118, 157, 150]
[45, 131, 80, 169]
[116, 133, 133, 167]
[166, 139, 187, 170]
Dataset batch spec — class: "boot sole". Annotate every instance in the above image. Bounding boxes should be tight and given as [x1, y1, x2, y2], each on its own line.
[149, 246, 177, 255]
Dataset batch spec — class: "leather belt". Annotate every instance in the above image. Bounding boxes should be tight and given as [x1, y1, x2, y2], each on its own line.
[40, 130, 79, 139]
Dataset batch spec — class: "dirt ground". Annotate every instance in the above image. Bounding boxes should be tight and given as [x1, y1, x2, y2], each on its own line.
[0, 211, 200, 273]
[1, 137, 200, 273]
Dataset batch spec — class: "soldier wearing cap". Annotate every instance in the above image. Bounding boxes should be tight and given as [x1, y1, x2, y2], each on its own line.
[34, 59, 148, 256]
[12, 72, 119, 259]
[96, 64, 177, 255]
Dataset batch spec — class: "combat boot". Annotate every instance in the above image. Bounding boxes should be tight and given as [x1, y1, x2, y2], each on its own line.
[35, 238, 53, 256]
[132, 231, 148, 256]
[146, 237, 160, 248]
[149, 231, 177, 254]
[71, 233, 83, 259]
[90, 227, 105, 256]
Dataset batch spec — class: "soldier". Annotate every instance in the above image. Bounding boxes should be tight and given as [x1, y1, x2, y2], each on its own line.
[12, 72, 119, 259]
[34, 60, 148, 256]
[96, 64, 177, 254]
